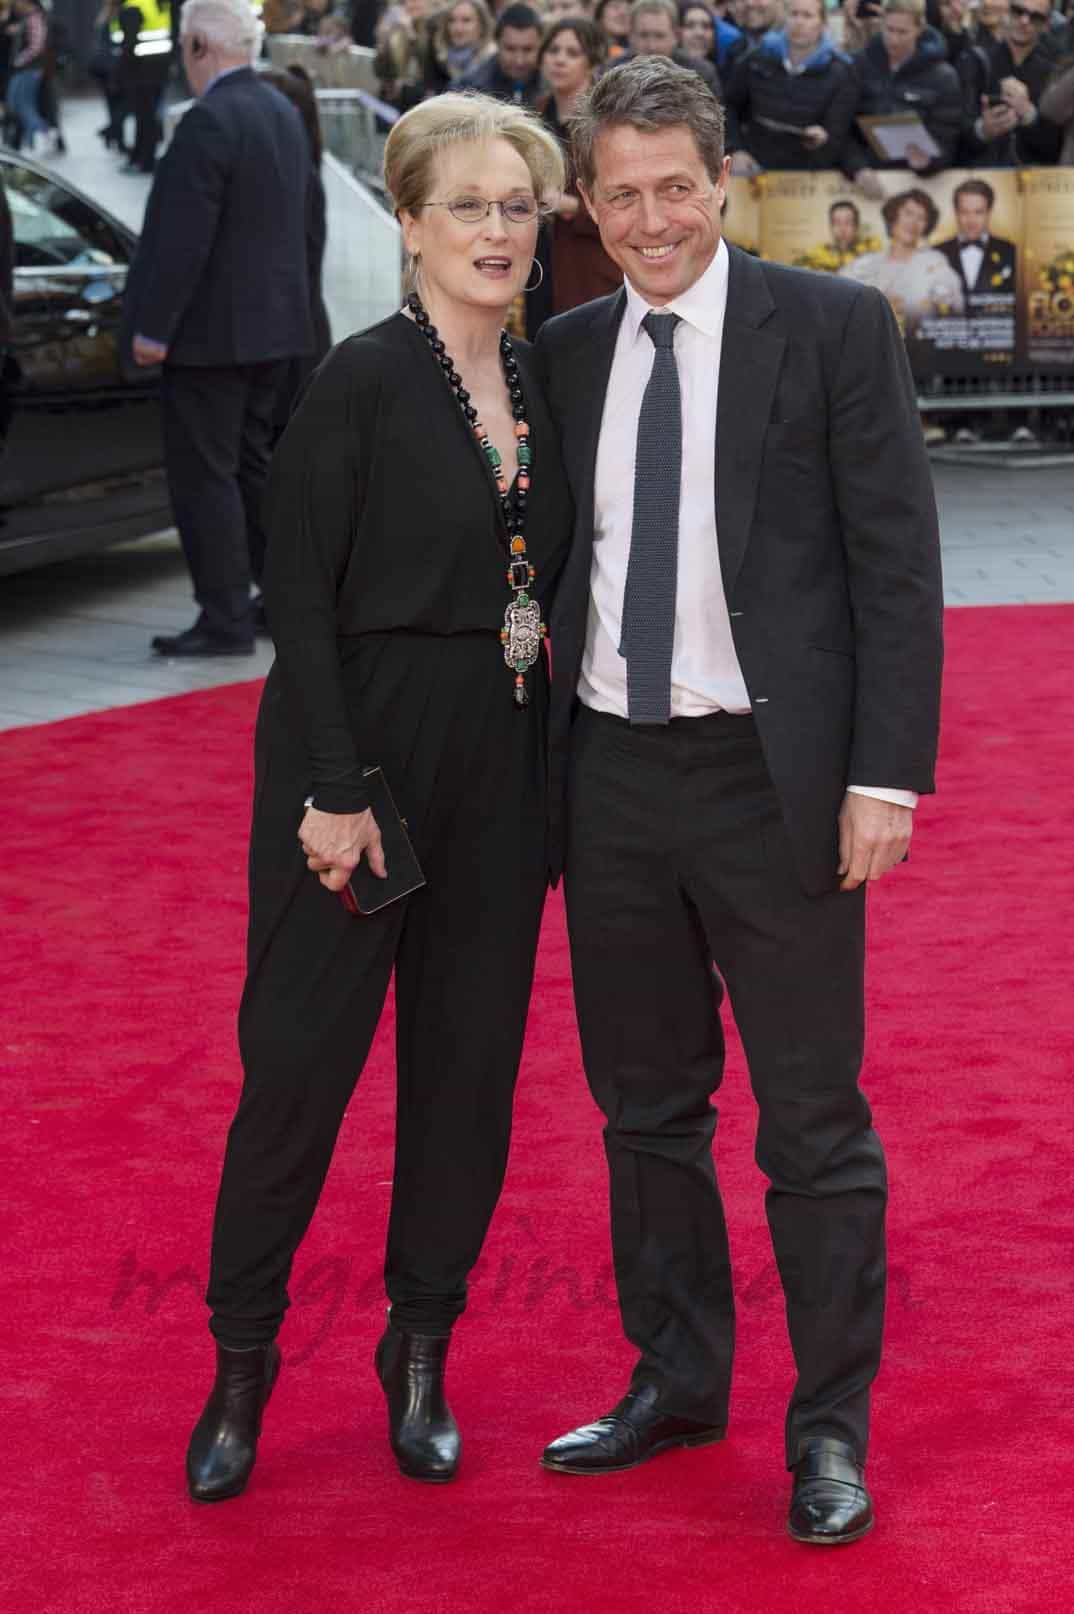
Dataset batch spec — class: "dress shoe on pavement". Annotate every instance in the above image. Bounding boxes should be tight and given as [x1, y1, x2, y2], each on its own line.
[375, 1322, 460, 1482]
[186, 1341, 282, 1502]
[151, 624, 255, 658]
[541, 1382, 725, 1476]
[788, 1436, 873, 1545]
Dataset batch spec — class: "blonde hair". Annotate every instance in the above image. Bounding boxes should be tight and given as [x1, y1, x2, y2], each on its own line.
[882, 0, 926, 19]
[383, 92, 566, 221]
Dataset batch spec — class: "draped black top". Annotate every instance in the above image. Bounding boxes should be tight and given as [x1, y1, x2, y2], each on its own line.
[262, 310, 574, 813]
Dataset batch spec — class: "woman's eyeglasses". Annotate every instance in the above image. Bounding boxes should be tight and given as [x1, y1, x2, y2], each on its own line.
[423, 197, 541, 225]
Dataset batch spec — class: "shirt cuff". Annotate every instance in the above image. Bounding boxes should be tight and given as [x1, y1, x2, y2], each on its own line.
[847, 786, 919, 809]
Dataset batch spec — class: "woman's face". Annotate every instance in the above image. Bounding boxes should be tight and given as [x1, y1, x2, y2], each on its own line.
[404, 0, 427, 21]
[402, 138, 540, 315]
[680, 6, 716, 57]
[601, 0, 632, 37]
[541, 28, 593, 97]
[447, 1, 481, 45]
[891, 197, 928, 249]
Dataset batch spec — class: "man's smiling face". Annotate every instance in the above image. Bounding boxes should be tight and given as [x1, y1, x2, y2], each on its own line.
[580, 123, 727, 306]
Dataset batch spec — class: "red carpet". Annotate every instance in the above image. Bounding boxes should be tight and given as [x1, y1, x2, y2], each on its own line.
[2, 605, 1072, 1613]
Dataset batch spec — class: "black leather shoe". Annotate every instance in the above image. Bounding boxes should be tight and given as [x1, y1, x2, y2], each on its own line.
[541, 1382, 725, 1476]
[375, 1323, 460, 1482]
[151, 624, 255, 658]
[186, 1341, 282, 1502]
[788, 1436, 873, 1545]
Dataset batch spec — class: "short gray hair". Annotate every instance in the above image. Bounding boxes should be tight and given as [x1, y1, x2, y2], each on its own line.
[180, 0, 265, 59]
[570, 55, 726, 193]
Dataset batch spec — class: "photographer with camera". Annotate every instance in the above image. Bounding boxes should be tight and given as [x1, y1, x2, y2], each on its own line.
[963, 0, 1064, 162]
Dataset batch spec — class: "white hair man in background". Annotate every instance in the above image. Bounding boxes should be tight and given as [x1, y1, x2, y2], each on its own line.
[123, 0, 317, 656]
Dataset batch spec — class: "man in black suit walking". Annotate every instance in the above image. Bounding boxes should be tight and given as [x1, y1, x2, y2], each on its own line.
[935, 177, 1017, 300]
[535, 57, 943, 1544]
[124, 0, 314, 657]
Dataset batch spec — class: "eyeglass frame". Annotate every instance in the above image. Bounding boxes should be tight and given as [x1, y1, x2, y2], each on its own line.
[419, 197, 544, 224]
[1009, 2, 1049, 22]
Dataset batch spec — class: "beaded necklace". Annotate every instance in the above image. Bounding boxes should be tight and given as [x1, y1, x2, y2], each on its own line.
[406, 291, 545, 709]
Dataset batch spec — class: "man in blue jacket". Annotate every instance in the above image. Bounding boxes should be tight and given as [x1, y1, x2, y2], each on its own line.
[124, 0, 314, 656]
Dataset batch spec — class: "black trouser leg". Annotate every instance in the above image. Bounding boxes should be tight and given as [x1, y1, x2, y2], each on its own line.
[565, 708, 735, 1425]
[238, 364, 286, 588]
[207, 854, 402, 1347]
[685, 787, 881, 1469]
[385, 804, 547, 1335]
[565, 707, 884, 1458]
[159, 364, 281, 641]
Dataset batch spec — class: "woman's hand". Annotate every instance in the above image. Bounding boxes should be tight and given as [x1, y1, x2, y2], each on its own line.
[298, 805, 387, 893]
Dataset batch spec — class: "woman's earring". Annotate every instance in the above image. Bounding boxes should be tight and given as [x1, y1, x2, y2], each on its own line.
[524, 257, 545, 293]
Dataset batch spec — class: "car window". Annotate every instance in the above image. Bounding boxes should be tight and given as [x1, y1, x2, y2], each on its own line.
[2, 165, 132, 271]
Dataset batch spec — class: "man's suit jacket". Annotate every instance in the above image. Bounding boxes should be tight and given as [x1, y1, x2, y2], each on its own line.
[935, 234, 1016, 298]
[536, 245, 944, 896]
[122, 67, 314, 369]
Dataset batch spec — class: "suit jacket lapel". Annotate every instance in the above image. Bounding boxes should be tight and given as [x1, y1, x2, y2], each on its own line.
[563, 289, 626, 597]
[716, 246, 785, 601]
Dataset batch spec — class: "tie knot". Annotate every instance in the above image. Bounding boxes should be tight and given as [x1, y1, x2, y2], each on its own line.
[642, 311, 679, 350]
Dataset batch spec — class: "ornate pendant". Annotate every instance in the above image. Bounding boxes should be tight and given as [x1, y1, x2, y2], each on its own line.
[501, 591, 545, 708]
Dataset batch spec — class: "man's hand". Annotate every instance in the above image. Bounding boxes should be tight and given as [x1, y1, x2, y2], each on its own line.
[801, 124, 829, 150]
[979, 95, 1018, 141]
[999, 75, 1033, 121]
[132, 334, 168, 367]
[856, 169, 885, 202]
[905, 141, 931, 171]
[298, 804, 387, 893]
[729, 150, 762, 177]
[837, 793, 913, 892]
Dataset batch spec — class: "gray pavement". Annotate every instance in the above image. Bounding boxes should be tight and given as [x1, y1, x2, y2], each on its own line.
[1, 97, 1071, 733]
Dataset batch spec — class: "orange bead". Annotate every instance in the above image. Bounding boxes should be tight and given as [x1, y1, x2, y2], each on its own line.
[515, 422, 530, 437]
[517, 474, 530, 490]
[511, 536, 526, 554]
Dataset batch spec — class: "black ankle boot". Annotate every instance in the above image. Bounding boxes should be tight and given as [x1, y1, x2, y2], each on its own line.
[375, 1323, 460, 1482]
[186, 1341, 281, 1502]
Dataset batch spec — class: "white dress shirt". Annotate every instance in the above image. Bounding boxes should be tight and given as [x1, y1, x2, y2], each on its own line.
[958, 237, 987, 291]
[579, 239, 917, 810]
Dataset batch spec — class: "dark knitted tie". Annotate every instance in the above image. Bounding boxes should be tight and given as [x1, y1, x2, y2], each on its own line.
[619, 311, 682, 725]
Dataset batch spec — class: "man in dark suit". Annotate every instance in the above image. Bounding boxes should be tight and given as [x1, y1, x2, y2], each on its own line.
[124, 0, 314, 656]
[535, 57, 943, 1544]
[935, 177, 1016, 298]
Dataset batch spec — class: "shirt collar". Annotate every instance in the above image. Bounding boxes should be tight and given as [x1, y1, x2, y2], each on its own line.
[623, 238, 729, 344]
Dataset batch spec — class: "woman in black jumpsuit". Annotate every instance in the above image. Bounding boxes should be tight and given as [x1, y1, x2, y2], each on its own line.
[186, 94, 571, 1501]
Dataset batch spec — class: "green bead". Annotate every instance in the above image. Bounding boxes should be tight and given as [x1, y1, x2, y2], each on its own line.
[517, 444, 532, 466]
[486, 445, 502, 469]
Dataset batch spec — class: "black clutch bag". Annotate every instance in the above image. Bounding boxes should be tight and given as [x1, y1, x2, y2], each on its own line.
[340, 767, 426, 916]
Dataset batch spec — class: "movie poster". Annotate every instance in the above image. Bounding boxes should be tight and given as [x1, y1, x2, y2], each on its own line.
[1020, 168, 1074, 368]
[756, 169, 1022, 377]
[722, 175, 761, 258]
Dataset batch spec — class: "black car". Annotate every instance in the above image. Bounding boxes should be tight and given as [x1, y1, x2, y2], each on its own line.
[0, 151, 167, 577]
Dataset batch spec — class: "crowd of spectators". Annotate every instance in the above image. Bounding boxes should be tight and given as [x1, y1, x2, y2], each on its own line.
[3, 0, 1073, 177]
[261, 0, 1074, 182]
